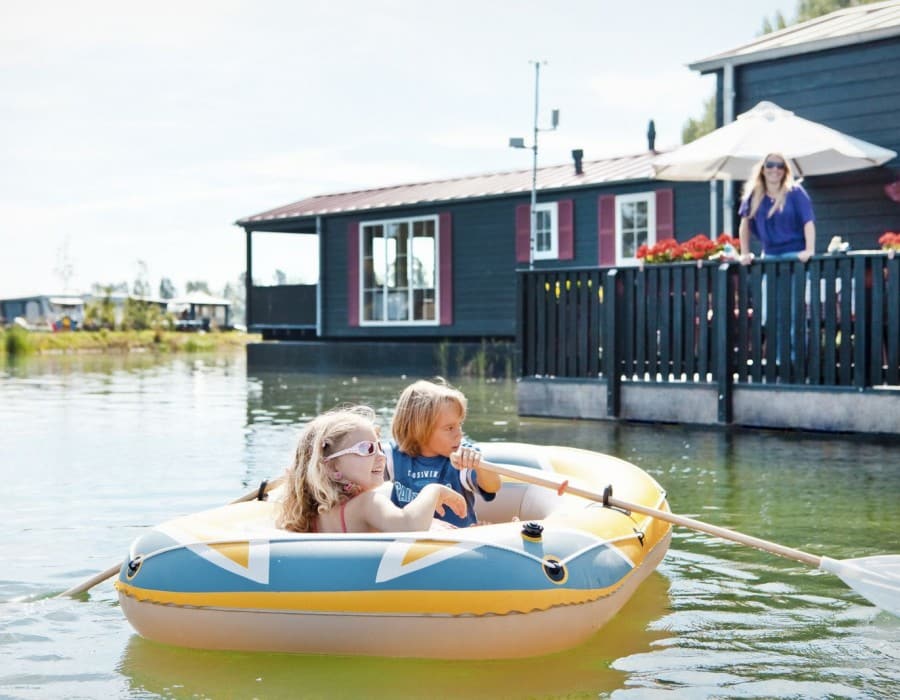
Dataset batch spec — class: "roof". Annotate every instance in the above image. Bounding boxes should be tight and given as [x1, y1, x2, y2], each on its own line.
[237, 151, 660, 226]
[690, 0, 900, 72]
[169, 292, 231, 307]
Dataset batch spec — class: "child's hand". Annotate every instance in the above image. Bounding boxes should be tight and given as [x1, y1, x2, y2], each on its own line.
[450, 446, 482, 471]
[432, 485, 467, 519]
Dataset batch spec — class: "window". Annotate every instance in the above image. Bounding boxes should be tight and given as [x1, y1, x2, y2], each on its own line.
[360, 216, 438, 325]
[615, 192, 656, 265]
[533, 202, 558, 260]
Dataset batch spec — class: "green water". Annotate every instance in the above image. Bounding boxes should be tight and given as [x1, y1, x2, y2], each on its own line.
[1, 352, 897, 699]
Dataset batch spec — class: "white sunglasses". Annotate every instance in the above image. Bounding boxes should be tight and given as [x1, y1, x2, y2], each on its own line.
[323, 440, 383, 462]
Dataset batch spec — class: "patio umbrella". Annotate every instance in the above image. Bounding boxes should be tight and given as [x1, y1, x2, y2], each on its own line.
[652, 100, 897, 181]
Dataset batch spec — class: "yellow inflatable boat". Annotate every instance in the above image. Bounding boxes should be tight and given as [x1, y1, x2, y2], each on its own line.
[116, 442, 672, 659]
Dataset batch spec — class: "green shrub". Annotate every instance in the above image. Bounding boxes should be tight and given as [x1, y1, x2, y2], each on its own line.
[4, 326, 33, 356]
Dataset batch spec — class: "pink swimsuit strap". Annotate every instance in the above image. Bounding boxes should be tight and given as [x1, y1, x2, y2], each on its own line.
[339, 500, 348, 533]
[311, 500, 350, 533]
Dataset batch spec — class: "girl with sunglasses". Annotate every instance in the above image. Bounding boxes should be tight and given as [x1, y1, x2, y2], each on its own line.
[277, 405, 466, 533]
[386, 378, 502, 527]
[738, 152, 816, 264]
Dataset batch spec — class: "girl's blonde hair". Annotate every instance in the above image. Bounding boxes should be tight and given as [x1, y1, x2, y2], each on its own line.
[277, 405, 377, 533]
[741, 152, 798, 219]
[391, 378, 467, 456]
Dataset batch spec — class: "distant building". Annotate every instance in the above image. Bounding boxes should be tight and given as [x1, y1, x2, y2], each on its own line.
[0, 293, 84, 330]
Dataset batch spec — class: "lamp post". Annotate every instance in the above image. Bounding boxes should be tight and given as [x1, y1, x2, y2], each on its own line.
[509, 60, 559, 270]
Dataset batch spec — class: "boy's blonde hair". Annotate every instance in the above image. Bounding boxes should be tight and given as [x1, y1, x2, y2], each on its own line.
[278, 405, 377, 533]
[391, 378, 467, 456]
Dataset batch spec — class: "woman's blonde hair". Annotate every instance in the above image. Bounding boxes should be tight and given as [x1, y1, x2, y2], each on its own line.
[391, 378, 467, 456]
[741, 152, 797, 219]
[277, 405, 377, 532]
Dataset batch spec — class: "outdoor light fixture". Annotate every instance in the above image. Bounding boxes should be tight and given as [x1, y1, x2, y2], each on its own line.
[508, 60, 559, 270]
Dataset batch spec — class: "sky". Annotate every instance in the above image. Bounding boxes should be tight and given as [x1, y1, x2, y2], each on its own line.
[0, 0, 797, 298]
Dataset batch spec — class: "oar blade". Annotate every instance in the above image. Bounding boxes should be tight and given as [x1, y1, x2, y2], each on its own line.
[819, 555, 900, 617]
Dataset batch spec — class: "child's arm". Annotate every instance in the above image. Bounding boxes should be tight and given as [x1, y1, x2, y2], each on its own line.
[451, 447, 502, 493]
[365, 484, 467, 532]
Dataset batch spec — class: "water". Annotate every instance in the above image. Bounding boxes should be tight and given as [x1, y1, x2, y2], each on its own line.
[1, 352, 898, 699]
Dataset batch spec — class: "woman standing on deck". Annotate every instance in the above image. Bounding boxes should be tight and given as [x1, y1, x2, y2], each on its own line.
[738, 152, 816, 263]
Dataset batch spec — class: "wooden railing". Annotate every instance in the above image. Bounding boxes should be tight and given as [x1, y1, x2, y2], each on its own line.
[248, 284, 316, 332]
[518, 252, 900, 389]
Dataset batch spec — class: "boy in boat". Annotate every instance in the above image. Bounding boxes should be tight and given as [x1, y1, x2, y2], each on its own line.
[278, 405, 465, 533]
[386, 378, 501, 527]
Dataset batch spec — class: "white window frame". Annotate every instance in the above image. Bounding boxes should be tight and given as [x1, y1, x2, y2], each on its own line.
[359, 214, 440, 327]
[532, 201, 558, 260]
[615, 192, 656, 266]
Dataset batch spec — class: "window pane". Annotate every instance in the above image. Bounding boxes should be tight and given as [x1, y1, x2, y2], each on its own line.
[364, 290, 383, 321]
[413, 289, 435, 320]
[411, 222, 435, 288]
[621, 203, 634, 229]
[623, 231, 635, 258]
[387, 290, 408, 321]
[635, 202, 648, 229]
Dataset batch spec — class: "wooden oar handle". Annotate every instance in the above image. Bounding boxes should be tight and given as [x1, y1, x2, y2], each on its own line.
[478, 459, 822, 568]
[56, 476, 286, 599]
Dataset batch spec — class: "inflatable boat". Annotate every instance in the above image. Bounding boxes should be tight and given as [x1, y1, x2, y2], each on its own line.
[115, 443, 672, 659]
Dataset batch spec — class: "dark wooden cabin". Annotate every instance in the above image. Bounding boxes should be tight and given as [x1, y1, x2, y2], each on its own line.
[237, 148, 709, 372]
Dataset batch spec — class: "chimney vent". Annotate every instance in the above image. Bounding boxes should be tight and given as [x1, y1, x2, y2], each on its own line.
[571, 149, 584, 175]
[647, 120, 657, 152]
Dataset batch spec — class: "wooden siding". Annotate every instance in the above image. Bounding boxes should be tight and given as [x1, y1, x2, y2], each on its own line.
[732, 36, 900, 252]
[266, 182, 711, 339]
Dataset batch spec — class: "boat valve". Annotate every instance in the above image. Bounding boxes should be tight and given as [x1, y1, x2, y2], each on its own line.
[126, 555, 143, 580]
[521, 521, 544, 541]
[542, 557, 568, 584]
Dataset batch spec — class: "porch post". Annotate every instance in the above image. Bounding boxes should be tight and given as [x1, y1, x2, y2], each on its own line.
[715, 263, 734, 423]
[244, 227, 253, 329]
[604, 269, 620, 417]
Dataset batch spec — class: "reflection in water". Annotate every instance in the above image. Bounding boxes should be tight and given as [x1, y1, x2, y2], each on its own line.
[1, 353, 898, 699]
[117, 573, 671, 700]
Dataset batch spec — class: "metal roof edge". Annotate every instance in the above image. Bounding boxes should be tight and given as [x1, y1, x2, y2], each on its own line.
[690, 24, 900, 72]
[236, 174, 660, 229]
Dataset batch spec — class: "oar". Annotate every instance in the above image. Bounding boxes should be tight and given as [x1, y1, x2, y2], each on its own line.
[55, 476, 286, 599]
[478, 459, 900, 617]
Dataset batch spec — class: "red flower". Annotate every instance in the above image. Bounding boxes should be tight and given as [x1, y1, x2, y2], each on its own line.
[879, 232, 900, 251]
[639, 234, 738, 264]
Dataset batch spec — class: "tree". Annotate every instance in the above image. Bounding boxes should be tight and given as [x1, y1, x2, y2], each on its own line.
[222, 275, 246, 326]
[761, 11, 788, 33]
[54, 237, 75, 291]
[132, 260, 151, 298]
[761, 0, 879, 35]
[186, 280, 211, 294]
[159, 277, 176, 299]
[682, 94, 716, 144]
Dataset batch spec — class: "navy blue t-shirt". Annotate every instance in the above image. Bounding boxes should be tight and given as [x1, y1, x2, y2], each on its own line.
[387, 442, 495, 527]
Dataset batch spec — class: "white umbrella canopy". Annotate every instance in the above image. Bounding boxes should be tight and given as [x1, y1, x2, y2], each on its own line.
[652, 100, 897, 181]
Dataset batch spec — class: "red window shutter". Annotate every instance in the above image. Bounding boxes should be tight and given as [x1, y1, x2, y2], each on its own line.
[558, 199, 574, 260]
[439, 212, 453, 325]
[597, 195, 616, 266]
[656, 188, 674, 239]
[515, 204, 530, 262]
[347, 221, 359, 327]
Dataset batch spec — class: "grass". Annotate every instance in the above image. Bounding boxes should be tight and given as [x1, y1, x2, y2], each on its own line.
[0, 328, 260, 356]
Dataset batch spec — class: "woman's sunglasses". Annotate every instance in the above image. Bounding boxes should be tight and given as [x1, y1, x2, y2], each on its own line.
[764, 161, 786, 170]
[324, 440, 383, 461]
